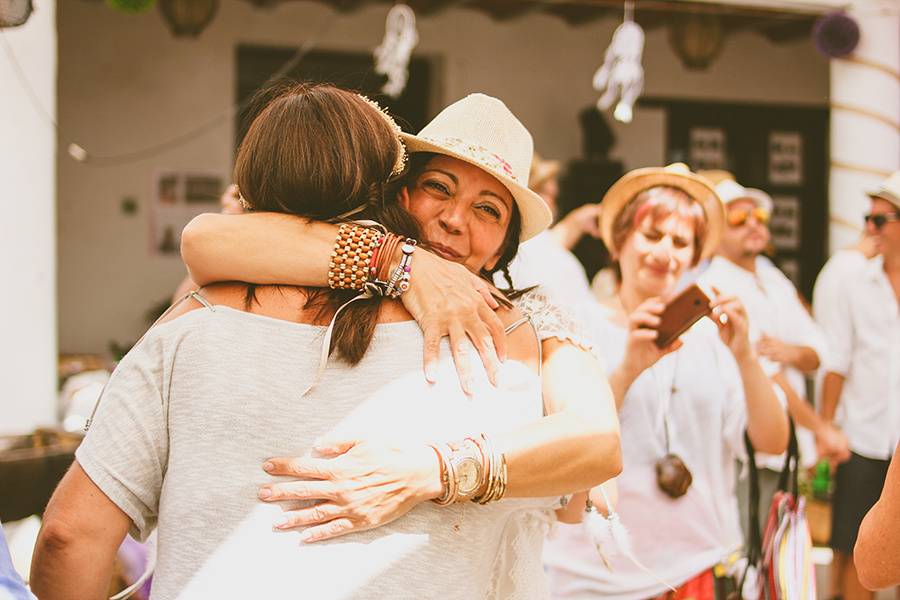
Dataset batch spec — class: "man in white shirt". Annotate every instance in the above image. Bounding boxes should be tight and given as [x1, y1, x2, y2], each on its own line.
[819, 171, 900, 600]
[498, 153, 600, 317]
[699, 178, 848, 541]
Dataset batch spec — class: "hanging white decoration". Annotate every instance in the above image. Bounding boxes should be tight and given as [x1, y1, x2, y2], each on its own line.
[373, 4, 419, 99]
[585, 484, 676, 591]
[592, 1, 644, 124]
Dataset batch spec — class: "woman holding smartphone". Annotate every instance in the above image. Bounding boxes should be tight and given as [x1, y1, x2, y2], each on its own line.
[544, 164, 788, 600]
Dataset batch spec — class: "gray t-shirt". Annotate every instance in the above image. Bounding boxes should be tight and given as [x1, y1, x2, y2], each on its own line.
[77, 304, 555, 599]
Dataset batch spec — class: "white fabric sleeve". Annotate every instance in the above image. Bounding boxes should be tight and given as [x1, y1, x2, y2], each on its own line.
[814, 279, 854, 376]
[782, 283, 829, 366]
[75, 330, 171, 542]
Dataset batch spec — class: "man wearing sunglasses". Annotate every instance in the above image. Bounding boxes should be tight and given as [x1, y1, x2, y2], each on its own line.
[699, 178, 846, 541]
[819, 171, 900, 600]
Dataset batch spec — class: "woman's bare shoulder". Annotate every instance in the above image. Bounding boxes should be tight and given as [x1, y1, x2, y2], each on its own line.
[158, 282, 250, 325]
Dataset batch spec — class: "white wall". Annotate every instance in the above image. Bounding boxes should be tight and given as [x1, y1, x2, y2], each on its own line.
[57, 1, 829, 353]
[1, 1, 57, 434]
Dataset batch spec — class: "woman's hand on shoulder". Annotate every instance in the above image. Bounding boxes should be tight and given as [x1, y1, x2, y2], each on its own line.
[402, 248, 507, 393]
[258, 438, 443, 543]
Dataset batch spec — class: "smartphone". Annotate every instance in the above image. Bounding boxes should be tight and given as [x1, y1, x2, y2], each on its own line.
[654, 284, 712, 349]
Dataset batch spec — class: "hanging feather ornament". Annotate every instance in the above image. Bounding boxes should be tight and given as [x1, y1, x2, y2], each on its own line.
[585, 484, 677, 592]
[373, 4, 419, 99]
[592, 1, 644, 124]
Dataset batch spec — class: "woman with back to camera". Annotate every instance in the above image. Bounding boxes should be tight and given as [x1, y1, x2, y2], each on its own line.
[32, 84, 620, 599]
[177, 91, 623, 539]
[543, 164, 789, 599]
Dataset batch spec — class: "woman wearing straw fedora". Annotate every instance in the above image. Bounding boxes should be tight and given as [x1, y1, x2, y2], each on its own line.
[177, 91, 622, 590]
[33, 84, 618, 600]
[542, 165, 789, 600]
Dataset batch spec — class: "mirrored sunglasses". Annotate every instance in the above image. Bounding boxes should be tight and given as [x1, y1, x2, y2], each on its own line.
[727, 206, 770, 227]
[864, 212, 900, 230]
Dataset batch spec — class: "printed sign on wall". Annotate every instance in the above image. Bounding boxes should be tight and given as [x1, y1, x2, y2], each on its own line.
[770, 194, 801, 251]
[689, 127, 726, 171]
[150, 172, 223, 256]
[769, 131, 803, 185]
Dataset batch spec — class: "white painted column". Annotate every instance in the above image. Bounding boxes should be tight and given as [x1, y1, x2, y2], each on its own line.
[0, 2, 58, 435]
[829, 6, 900, 253]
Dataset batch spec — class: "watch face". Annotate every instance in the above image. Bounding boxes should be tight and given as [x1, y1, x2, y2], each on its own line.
[456, 457, 482, 495]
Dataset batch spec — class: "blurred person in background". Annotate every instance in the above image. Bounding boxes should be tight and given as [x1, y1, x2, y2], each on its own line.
[499, 153, 601, 314]
[812, 207, 880, 600]
[819, 171, 900, 600]
[544, 164, 788, 600]
[699, 177, 846, 540]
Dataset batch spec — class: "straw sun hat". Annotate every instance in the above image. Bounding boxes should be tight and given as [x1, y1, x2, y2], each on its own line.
[867, 170, 900, 210]
[714, 179, 773, 213]
[599, 163, 724, 261]
[400, 93, 553, 242]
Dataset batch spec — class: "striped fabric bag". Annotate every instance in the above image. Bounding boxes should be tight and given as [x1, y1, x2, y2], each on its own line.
[741, 420, 816, 600]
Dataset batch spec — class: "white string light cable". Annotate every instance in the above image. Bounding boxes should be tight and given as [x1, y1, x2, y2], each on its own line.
[0, 10, 338, 168]
[373, 3, 419, 99]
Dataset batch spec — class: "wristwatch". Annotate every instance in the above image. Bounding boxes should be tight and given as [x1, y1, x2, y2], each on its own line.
[448, 440, 484, 500]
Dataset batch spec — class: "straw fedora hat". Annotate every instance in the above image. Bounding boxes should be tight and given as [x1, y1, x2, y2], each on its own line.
[867, 170, 900, 210]
[400, 94, 553, 242]
[599, 163, 724, 260]
[714, 179, 773, 213]
[696, 169, 735, 186]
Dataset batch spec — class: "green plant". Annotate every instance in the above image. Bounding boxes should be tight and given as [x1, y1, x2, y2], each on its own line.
[105, 0, 156, 14]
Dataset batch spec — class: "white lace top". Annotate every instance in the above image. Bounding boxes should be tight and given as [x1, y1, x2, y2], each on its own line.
[511, 288, 596, 357]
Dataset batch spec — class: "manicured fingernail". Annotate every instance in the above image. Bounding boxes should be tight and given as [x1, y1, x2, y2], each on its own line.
[258, 488, 272, 499]
[425, 363, 437, 383]
[263, 462, 274, 472]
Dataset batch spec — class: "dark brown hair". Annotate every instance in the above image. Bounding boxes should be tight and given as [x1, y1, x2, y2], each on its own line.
[234, 83, 523, 364]
[234, 81, 421, 364]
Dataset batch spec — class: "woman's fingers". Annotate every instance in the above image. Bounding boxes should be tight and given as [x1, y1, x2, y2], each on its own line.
[313, 439, 358, 457]
[469, 330, 500, 387]
[478, 301, 507, 362]
[629, 310, 661, 329]
[258, 480, 341, 502]
[274, 503, 343, 531]
[449, 323, 473, 395]
[475, 282, 500, 310]
[263, 456, 335, 479]
[421, 320, 442, 384]
[300, 518, 355, 543]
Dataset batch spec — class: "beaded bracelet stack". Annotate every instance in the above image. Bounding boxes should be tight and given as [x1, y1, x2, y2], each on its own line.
[328, 223, 416, 299]
[430, 434, 508, 506]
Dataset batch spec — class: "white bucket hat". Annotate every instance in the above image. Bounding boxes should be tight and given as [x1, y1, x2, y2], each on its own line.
[715, 179, 773, 213]
[867, 170, 900, 211]
[400, 93, 553, 242]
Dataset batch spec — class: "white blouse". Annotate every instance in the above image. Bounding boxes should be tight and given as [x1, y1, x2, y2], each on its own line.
[544, 304, 748, 600]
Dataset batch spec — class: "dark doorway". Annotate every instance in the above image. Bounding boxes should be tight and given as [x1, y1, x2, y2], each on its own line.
[235, 45, 433, 149]
[645, 98, 829, 299]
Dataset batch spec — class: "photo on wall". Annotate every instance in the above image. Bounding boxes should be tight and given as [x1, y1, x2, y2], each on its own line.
[150, 171, 224, 256]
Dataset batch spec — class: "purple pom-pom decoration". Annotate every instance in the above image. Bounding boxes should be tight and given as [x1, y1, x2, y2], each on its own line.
[813, 11, 860, 58]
